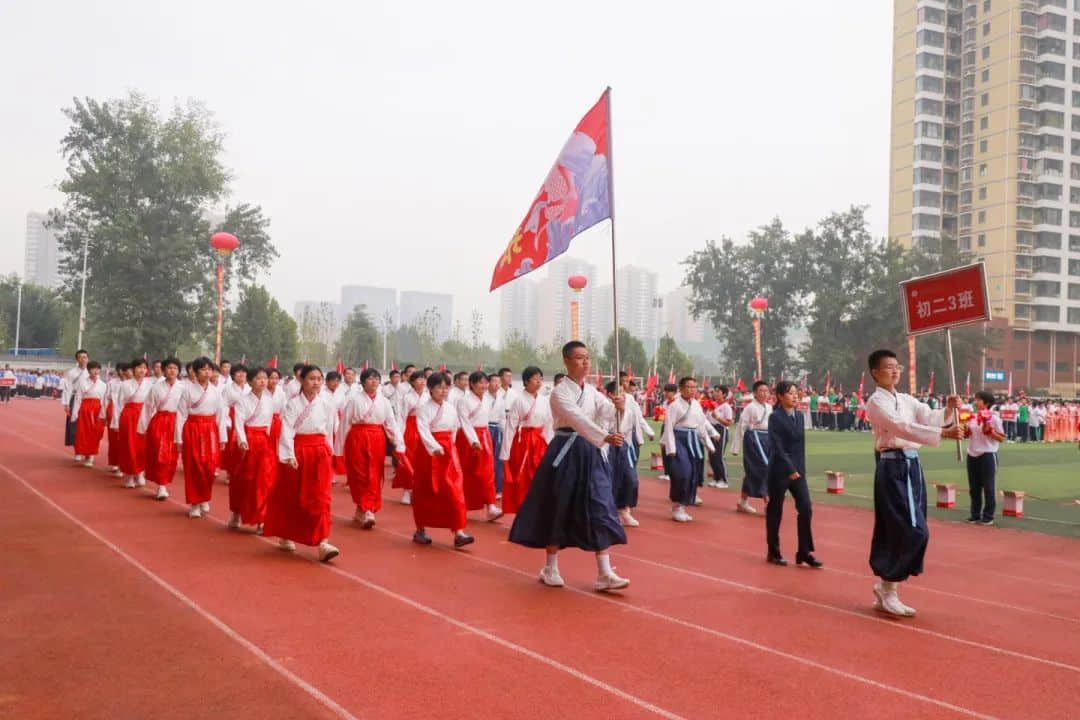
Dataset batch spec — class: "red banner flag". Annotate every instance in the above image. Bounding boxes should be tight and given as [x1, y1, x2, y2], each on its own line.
[1007, 371, 1013, 397]
[336, 360, 345, 375]
[266, 356, 278, 369]
[391, 360, 398, 371]
[964, 371, 971, 397]
[927, 370, 935, 395]
[667, 366, 676, 385]
[489, 90, 611, 291]
[363, 360, 369, 371]
[736, 378, 746, 393]
[823, 371, 831, 395]
[438, 363, 446, 373]
[645, 373, 658, 394]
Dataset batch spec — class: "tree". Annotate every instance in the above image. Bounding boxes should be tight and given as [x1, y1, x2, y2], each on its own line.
[499, 330, 539, 372]
[47, 92, 277, 359]
[654, 334, 694, 379]
[0, 276, 66, 351]
[223, 285, 297, 366]
[297, 302, 337, 366]
[333, 305, 381, 367]
[603, 327, 648, 379]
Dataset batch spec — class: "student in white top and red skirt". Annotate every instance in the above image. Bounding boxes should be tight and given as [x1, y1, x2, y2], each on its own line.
[265, 364, 340, 562]
[174, 357, 229, 518]
[500, 367, 554, 515]
[411, 372, 476, 549]
[341, 368, 405, 530]
[266, 368, 285, 447]
[71, 361, 107, 468]
[220, 364, 250, 483]
[114, 358, 153, 489]
[455, 371, 503, 522]
[137, 358, 183, 500]
[231, 367, 278, 534]
[393, 371, 428, 505]
[104, 363, 128, 475]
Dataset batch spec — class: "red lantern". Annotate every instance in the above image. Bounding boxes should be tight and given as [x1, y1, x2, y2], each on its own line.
[568, 275, 588, 292]
[210, 232, 239, 258]
[749, 296, 768, 312]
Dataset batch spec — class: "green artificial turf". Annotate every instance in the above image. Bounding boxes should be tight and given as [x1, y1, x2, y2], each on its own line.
[637, 423, 1080, 538]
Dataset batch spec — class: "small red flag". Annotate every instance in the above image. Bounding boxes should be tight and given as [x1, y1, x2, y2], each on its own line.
[667, 366, 676, 385]
[336, 360, 345, 374]
[363, 360, 369, 371]
[927, 370, 935, 395]
[645, 373, 658, 394]
[438, 363, 446, 373]
[736, 378, 747, 393]
[267, 356, 278, 369]
[391, 360, 398, 371]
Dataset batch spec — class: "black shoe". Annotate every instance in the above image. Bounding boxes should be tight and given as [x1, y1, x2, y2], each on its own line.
[979, 519, 994, 526]
[965, 517, 978, 524]
[412, 530, 432, 545]
[766, 554, 788, 566]
[454, 533, 475, 549]
[796, 553, 823, 569]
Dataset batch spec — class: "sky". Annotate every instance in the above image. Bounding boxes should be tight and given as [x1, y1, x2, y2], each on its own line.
[0, 0, 893, 346]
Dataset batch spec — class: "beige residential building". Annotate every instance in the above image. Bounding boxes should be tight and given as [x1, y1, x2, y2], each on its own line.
[890, 0, 1080, 394]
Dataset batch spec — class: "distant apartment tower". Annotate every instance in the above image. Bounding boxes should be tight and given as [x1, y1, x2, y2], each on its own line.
[24, 212, 61, 289]
[341, 285, 397, 328]
[536, 257, 598, 347]
[499, 277, 539, 344]
[399, 291, 453, 341]
[591, 265, 659, 350]
[890, 0, 1080, 394]
[662, 286, 706, 345]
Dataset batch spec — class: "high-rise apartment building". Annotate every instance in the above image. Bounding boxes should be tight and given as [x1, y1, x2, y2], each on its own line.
[890, 0, 1080, 394]
[662, 286, 707, 346]
[341, 285, 397, 328]
[536, 257, 598, 347]
[399, 291, 453, 341]
[499, 277, 539, 344]
[24, 212, 61, 289]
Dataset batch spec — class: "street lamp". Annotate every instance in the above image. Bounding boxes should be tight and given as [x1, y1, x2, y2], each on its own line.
[14, 276, 22, 356]
[210, 232, 240, 365]
[76, 234, 89, 349]
[748, 296, 768, 381]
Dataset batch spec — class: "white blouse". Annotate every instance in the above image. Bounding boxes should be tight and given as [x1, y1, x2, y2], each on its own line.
[865, 387, 948, 452]
[733, 400, 772, 455]
[278, 392, 336, 462]
[111, 378, 153, 429]
[137, 379, 183, 434]
[500, 391, 554, 460]
[234, 390, 276, 446]
[338, 390, 404, 455]
[71, 377, 107, 419]
[660, 396, 718, 455]
[416, 398, 471, 455]
[174, 382, 230, 444]
[549, 380, 616, 450]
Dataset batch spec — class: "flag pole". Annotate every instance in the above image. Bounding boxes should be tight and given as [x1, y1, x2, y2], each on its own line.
[605, 87, 620, 393]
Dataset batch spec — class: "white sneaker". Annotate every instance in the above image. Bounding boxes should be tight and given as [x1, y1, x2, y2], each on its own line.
[736, 500, 758, 514]
[155, 485, 169, 500]
[400, 490, 412, 505]
[694, 496, 704, 506]
[353, 507, 365, 523]
[595, 572, 630, 592]
[227, 512, 240, 529]
[74, 455, 84, 463]
[486, 506, 504, 522]
[123, 476, 136, 489]
[619, 509, 640, 527]
[362, 510, 376, 530]
[110, 467, 123, 477]
[318, 540, 340, 562]
[82, 458, 93, 468]
[715, 480, 729, 489]
[279, 539, 296, 552]
[671, 506, 693, 523]
[657, 474, 670, 481]
[188, 505, 202, 519]
[200, 501, 210, 513]
[135, 473, 146, 487]
[539, 566, 565, 587]
[873, 582, 915, 617]
[495, 492, 503, 500]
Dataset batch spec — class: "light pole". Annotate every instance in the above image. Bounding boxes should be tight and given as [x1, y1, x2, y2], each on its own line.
[748, 296, 768, 381]
[381, 309, 394, 371]
[14, 277, 22, 356]
[209, 232, 240, 365]
[568, 275, 587, 340]
[76, 234, 89, 349]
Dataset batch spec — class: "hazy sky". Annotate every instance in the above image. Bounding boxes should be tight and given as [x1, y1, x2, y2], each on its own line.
[1, 1, 893, 345]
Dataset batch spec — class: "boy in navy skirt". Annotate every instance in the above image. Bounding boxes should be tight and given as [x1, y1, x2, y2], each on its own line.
[732, 381, 772, 514]
[604, 380, 643, 528]
[964, 390, 1004, 525]
[657, 383, 677, 481]
[864, 349, 963, 617]
[509, 341, 630, 592]
[661, 377, 720, 522]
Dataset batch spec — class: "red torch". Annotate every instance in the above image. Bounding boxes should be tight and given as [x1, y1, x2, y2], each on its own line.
[210, 232, 240, 365]
[748, 296, 768, 381]
[568, 274, 588, 341]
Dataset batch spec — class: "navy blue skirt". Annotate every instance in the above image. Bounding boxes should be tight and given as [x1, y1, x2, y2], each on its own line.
[489, 423, 504, 494]
[64, 394, 77, 447]
[869, 451, 929, 582]
[509, 431, 627, 552]
[741, 429, 769, 498]
[668, 428, 704, 506]
[609, 440, 639, 509]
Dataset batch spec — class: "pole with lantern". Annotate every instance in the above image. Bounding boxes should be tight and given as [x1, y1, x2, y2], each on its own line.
[209, 232, 240, 365]
[748, 296, 768, 381]
[567, 274, 587, 341]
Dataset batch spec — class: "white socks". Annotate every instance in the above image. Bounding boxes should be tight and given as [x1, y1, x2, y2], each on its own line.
[882, 580, 898, 593]
[597, 554, 613, 575]
[545, 552, 559, 571]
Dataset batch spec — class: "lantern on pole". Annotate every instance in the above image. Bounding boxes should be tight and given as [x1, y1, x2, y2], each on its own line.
[568, 274, 588, 341]
[210, 232, 240, 365]
[748, 296, 768, 381]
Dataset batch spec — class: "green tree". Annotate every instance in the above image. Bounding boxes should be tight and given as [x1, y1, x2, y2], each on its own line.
[603, 327, 648, 379]
[654, 334, 694, 379]
[298, 302, 337, 366]
[499, 330, 539, 372]
[223, 285, 297, 366]
[333, 305, 381, 368]
[47, 92, 277, 359]
[0, 276, 66, 350]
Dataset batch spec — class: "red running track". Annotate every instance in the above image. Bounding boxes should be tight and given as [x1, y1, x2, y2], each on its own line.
[2, 400, 1078, 719]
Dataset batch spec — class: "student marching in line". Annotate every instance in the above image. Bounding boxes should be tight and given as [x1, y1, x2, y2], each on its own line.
[70, 361, 107, 468]
[411, 372, 475, 549]
[486, 373, 506, 499]
[62, 349, 90, 460]
[661, 377, 720, 523]
[500, 366, 553, 514]
[509, 341, 629, 592]
[455, 371, 503, 522]
[266, 367, 285, 448]
[393, 370, 429, 505]
[732, 381, 772, 514]
[231, 367, 278, 534]
[137, 358, 183, 500]
[964, 390, 1005, 526]
[449, 371, 468, 405]
[864, 349, 963, 617]
[603, 380, 644, 528]
[104, 363, 129, 476]
[656, 383, 677, 482]
[264, 364, 339, 561]
[174, 357, 229, 518]
[322, 370, 346, 479]
[706, 385, 734, 489]
[765, 381, 821, 568]
[114, 358, 152, 489]
[340, 368, 404, 530]
[220, 364, 250, 485]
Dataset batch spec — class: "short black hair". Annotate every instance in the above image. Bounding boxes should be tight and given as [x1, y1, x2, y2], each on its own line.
[426, 372, 449, 390]
[663, 383, 677, 393]
[774, 380, 796, 398]
[325, 371, 342, 383]
[487, 373, 499, 382]
[299, 364, 323, 380]
[604, 380, 617, 395]
[453, 371, 468, 381]
[75, 349, 88, 357]
[389, 369, 401, 378]
[408, 370, 424, 384]
[422, 366, 434, 373]
[554, 372, 566, 384]
[230, 364, 248, 379]
[162, 357, 181, 371]
[87, 360, 101, 371]
[468, 370, 487, 386]
[619, 371, 628, 379]
[249, 366, 268, 379]
[974, 390, 995, 407]
[267, 367, 282, 378]
[192, 357, 213, 373]
[117, 362, 130, 372]
[360, 368, 380, 384]
[718, 385, 729, 395]
[678, 376, 696, 388]
[498, 367, 512, 376]
[130, 357, 148, 369]
[522, 366, 543, 383]
[561, 341, 586, 359]
[752, 380, 768, 391]
[868, 349, 897, 371]
[220, 358, 231, 366]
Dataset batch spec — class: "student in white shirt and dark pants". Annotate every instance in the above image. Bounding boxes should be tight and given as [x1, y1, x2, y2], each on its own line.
[964, 391, 1005, 525]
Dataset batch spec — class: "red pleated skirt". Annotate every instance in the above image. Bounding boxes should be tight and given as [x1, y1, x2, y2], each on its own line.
[106, 402, 120, 466]
[270, 413, 282, 447]
[392, 415, 420, 489]
[503, 426, 548, 514]
[144, 411, 179, 486]
[264, 433, 333, 546]
[457, 425, 495, 510]
[182, 415, 220, 504]
[231, 425, 277, 525]
[221, 406, 241, 476]
[117, 403, 145, 475]
[411, 430, 466, 531]
[345, 423, 386, 512]
[74, 398, 105, 456]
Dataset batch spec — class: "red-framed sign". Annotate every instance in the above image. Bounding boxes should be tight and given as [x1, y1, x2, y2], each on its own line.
[900, 262, 991, 336]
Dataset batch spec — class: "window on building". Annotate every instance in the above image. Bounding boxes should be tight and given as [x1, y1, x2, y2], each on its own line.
[983, 0, 991, 11]
[914, 167, 942, 184]
[1033, 255, 1062, 274]
[1034, 306, 1061, 322]
[1016, 279, 1031, 294]
[960, 236, 972, 250]
[978, 233, 987, 247]
[916, 75, 944, 93]
[980, 139, 989, 153]
[1038, 85, 1065, 104]
[981, 92, 990, 107]
[982, 46, 990, 60]
[1034, 281, 1061, 297]
[1036, 231, 1062, 249]
[1069, 283, 1080, 300]
[978, 210, 987, 224]
[1070, 258, 1080, 276]
[1035, 361, 1050, 371]
[983, 21, 991, 36]
[917, 52, 945, 71]
[979, 163, 988, 177]
[1057, 362, 1069, 373]
[981, 68, 990, 83]
[1069, 308, 1080, 324]
[981, 115, 989, 129]
[1013, 358, 1026, 369]
[979, 186, 988, 200]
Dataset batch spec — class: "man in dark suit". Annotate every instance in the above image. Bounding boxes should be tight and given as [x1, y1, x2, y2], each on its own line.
[765, 380, 821, 568]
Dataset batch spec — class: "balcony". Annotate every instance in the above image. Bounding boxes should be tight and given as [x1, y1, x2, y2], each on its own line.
[1013, 317, 1031, 328]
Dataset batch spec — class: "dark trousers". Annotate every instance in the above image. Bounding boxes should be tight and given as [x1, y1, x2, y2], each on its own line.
[810, 411, 820, 429]
[766, 474, 814, 558]
[489, 423, 504, 494]
[965, 452, 997, 522]
[1003, 420, 1015, 441]
[1018, 421, 1028, 442]
[708, 424, 728, 483]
